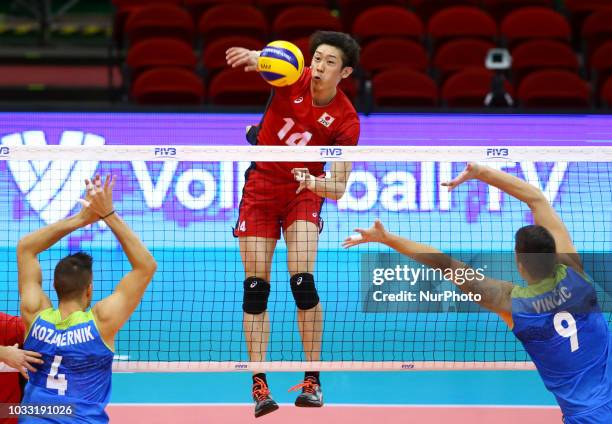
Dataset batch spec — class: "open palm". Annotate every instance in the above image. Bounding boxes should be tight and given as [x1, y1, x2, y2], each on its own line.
[441, 162, 481, 191]
[342, 219, 388, 248]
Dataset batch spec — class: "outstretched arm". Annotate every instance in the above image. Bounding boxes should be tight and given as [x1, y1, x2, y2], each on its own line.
[443, 163, 581, 271]
[88, 176, 157, 349]
[17, 194, 99, 327]
[226, 47, 260, 72]
[343, 220, 513, 314]
[0, 344, 43, 379]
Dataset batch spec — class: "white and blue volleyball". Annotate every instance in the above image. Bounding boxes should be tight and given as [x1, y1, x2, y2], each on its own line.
[257, 40, 304, 87]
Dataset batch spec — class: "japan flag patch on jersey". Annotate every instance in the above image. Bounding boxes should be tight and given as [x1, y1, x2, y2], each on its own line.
[318, 112, 335, 128]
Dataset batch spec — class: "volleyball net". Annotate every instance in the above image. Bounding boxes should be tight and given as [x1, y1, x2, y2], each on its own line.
[0, 143, 610, 372]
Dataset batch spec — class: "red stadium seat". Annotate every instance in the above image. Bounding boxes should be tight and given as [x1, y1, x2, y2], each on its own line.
[256, 0, 329, 23]
[518, 70, 590, 108]
[590, 42, 612, 92]
[501, 7, 571, 48]
[202, 36, 262, 81]
[273, 7, 342, 40]
[124, 4, 195, 46]
[442, 68, 513, 107]
[131, 67, 205, 105]
[361, 38, 428, 76]
[565, 0, 612, 14]
[427, 7, 497, 51]
[601, 76, 612, 107]
[564, 0, 612, 37]
[511, 39, 579, 86]
[410, 0, 482, 20]
[112, 0, 182, 26]
[372, 69, 438, 107]
[112, 0, 180, 6]
[582, 10, 612, 57]
[127, 38, 197, 82]
[112, 0, 183, 47]
[433, 39, 495, 81]
[183, 0, 254, 22]
[209, 68, 271, 105]
[198, 4, 268, 43]
[337, 0, 410, 32]
[481, 0, 554, 20]
[352, 6, 424, 46]
[291, 37, 312, 64]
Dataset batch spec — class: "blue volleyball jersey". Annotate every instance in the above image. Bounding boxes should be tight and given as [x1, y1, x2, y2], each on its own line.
[20, 308, 113, 423]
[511, 264, 612, 417]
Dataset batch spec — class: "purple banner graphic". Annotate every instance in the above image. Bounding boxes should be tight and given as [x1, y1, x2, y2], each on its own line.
[0, 112, 611, 146]
[0, 113, 610, 252]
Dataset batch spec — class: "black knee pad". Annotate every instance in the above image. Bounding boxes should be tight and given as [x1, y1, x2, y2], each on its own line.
[243, 277, 270, 315]
[290, 273, 319, 310]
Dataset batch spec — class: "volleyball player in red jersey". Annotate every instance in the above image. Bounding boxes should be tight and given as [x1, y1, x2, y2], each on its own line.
[0, 312, 42, 424]
[226, 31, 360, 417]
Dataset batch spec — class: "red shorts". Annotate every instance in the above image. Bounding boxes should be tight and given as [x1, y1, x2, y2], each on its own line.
[233, 171, 324, 239]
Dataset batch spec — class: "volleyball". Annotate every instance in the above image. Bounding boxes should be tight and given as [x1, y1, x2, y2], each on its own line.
[257, 40, 304, 87]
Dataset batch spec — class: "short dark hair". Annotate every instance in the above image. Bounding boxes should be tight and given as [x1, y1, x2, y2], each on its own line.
[515, 225, 557, 280]
[310, 31, 360, 69]
[54, 252, 93, 301]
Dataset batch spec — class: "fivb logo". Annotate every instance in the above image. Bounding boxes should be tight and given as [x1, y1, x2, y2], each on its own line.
[320, 147, 342, 159]
[1, 131, 104, 224]
[486, 148, 509, 159]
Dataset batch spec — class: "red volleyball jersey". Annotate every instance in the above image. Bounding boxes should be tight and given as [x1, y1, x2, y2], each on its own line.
[0, 312, 25, 424]
[253, 67, 360, 181]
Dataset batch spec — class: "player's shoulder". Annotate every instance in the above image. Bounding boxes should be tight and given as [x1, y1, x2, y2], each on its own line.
[334, 88, 358, 118]
[0, 312, 25, 341]
[325, 91, 359, 137]
[0, 311, 18, 324]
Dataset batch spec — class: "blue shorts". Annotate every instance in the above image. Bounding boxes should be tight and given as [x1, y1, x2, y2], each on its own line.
[563, 401, 612, 424]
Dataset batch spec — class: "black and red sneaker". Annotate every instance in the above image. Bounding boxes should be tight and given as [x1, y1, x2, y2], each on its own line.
[289, 376, 323, 407]
[252, 376, 279, 418]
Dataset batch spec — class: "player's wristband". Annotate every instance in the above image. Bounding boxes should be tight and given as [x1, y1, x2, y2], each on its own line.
[101, 210, 116, 219]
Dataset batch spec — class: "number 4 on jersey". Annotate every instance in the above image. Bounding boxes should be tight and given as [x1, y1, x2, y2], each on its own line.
[46, 355, 68, 395]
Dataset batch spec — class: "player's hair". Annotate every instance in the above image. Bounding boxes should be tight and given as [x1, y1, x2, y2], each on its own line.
[515, 225, 557, 280]
[54, 252, 93, 301]
[310, 31, 360, 69]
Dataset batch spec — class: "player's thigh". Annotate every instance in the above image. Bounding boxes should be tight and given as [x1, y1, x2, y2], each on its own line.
[284, 220, 319, 275]
[234, 172, 286, 239]
[239, 237, 277, 281]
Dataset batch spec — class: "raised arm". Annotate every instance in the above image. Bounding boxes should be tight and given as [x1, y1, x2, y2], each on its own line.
[88, 176, 157, 349]
[342, 220, 514, 314]
[292, 161, 352, 201]
[17, 202, 98, 327]
[443, 163, 581, 271]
